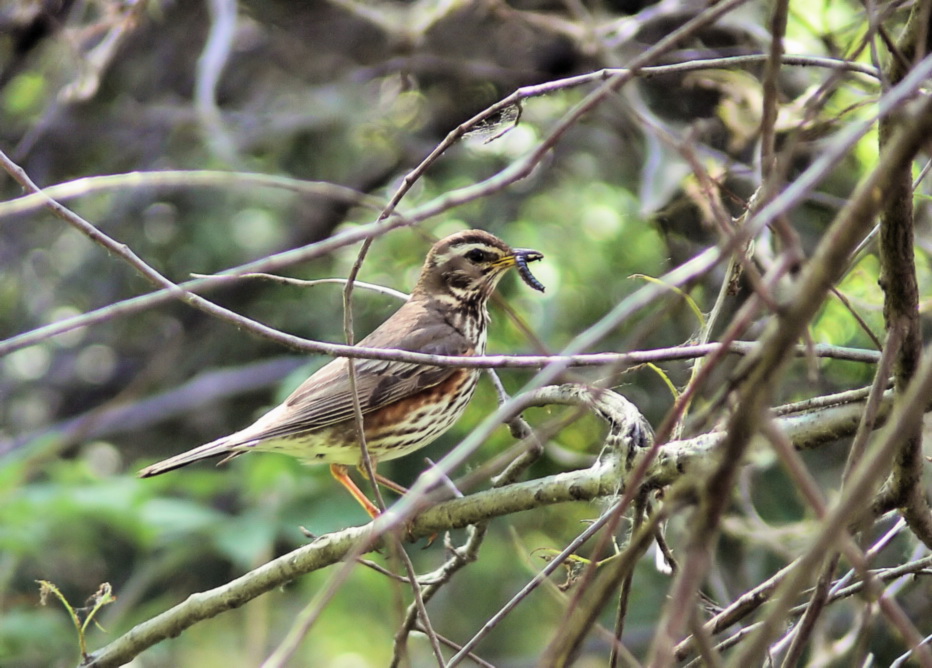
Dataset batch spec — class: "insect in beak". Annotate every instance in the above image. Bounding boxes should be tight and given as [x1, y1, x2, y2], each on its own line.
[513, 249, 545, 292]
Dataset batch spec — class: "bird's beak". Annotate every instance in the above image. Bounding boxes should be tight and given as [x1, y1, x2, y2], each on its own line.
[493, 248, 542, 268]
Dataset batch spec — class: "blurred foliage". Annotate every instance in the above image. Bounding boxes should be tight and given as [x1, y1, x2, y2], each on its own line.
[1, 0, 930, 666]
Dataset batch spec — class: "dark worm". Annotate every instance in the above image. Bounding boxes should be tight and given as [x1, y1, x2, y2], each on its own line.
[514, 250, 545, 292]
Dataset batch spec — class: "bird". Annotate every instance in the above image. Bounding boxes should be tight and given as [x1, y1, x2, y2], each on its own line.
[139, 229, 545, 517]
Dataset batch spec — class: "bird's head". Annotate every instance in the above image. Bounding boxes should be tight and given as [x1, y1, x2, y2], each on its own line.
[414, 230, 544, 304]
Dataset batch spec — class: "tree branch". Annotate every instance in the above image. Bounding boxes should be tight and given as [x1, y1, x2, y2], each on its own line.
[78, 379, 921, 668]
[649, 58, 932, 665]
[875, 1, 932, 547]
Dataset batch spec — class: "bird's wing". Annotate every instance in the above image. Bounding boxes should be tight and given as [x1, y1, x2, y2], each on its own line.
[226, 307, 472, 444]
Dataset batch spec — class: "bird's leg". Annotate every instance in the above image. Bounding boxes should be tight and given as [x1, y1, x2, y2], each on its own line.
[350, 457, 411, 497]
[355, 464, 435, 545]
[331, 465, 426, 543]
[330, 463, 380, 518]
[370, 471, 409, 496]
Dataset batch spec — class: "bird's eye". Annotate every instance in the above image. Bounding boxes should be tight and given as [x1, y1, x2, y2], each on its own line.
[465, 248, 493, 263]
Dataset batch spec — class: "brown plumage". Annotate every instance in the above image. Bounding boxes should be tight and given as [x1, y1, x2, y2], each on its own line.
[139, 229, 544, 515]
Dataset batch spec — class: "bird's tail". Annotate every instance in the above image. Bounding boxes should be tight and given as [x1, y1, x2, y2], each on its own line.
[138, 436, 240, 478]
